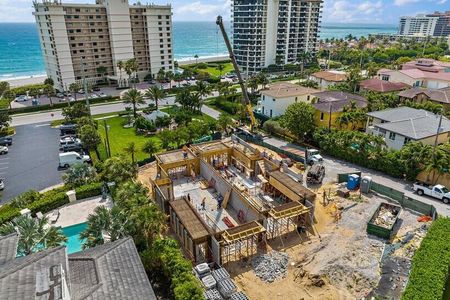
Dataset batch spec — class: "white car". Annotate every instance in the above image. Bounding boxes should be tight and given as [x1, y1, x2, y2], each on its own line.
[14, 95, 30, 102]
[59, 136, 80, 145]
[90, 94, 99, 99]
[0, 146, 8, 155]
[0, 179, 4, 190]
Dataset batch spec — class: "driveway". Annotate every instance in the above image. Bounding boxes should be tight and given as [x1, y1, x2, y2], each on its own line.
[0, 123, 63, 203]
[262, 136, 450, 217]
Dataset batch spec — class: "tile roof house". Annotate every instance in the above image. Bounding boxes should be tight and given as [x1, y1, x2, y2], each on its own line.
[402, 58, 450, 73]
[377, 68, 450, 89]
[311, 91, 368, 130]
[359, 78, 410, 93]
[0, 235, 156, 300]
[309, 70, 347, 89]
[258, 82, 319, 118]
[398, 87, 450, 110]
[366, 107, 450, 150]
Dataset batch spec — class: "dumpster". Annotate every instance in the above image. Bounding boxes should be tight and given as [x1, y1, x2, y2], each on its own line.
[367, 202, 402, 239]
[360, 176, 372, 193]
[347, 174, 360, 190]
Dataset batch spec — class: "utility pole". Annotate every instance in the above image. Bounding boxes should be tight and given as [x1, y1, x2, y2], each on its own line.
[103, 119, 111, 158]
[80, 58, 91, 117]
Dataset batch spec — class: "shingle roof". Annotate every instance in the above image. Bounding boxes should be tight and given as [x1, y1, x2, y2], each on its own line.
[312, 91, 368, 113]
[311, 70, 347, 82]
[0, 246, 69, 300]
[398, 87, 450, 104]
[360, 78, 410, 92]
[368, 107, 450, 139]
[68, 237, 156, 300]
[260, 82, 319, 98]
[0, 233, 19, 266]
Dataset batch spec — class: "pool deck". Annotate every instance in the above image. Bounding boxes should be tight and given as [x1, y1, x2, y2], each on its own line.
[51, 196, 113, 228]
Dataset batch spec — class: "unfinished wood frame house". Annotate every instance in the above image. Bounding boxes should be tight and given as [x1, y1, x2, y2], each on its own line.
[151, 136, 316, 265]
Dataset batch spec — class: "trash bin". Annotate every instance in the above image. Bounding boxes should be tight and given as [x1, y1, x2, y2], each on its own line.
[66, 190, 77, 202]
[347, 174, 360, 190]
[361, 176, 372, 193]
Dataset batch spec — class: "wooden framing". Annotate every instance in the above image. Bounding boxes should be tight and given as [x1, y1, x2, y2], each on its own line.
[269, 170, 316, 202]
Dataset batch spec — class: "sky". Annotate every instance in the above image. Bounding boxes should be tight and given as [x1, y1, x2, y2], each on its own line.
[0, 0, 447, 24]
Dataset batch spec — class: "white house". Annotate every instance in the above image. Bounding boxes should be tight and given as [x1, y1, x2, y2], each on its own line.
[366, 107, 450, 150]
[309, 70, 347, 89]
[377, 68, 450, 89]
[257, 82, 319, 118]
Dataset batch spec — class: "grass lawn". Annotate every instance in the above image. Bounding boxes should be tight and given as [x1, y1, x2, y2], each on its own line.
[182, 61, 233, 78]
[98, 116, 161, 162]
[160, 105, 216, 122]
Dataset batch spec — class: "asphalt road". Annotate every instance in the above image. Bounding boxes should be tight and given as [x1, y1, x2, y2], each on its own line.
[263, 135, 450, 217]
[0, 123, 63, 203]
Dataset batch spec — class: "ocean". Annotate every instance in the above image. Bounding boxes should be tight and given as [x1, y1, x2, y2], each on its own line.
[0, 22, 397, 80]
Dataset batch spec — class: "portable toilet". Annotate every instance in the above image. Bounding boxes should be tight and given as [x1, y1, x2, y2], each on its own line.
[347, 174, 360, 190]
[360, 176, 372, 193]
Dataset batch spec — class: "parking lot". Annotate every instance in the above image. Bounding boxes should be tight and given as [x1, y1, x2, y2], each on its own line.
[0, 123, 63, 203]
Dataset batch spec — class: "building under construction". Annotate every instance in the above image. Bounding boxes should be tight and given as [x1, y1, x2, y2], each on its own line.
[151, 136, 316, 265]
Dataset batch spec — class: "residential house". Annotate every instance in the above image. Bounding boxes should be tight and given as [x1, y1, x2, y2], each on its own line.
[309, 70, 347, 89]
[398, 87, 450, 110]
[402, 58, 450, 73]
[311, 91, 368, 129]
[359, 78, 410, 93]
[366, 107, 450, 150]
[258, 82, 319, 118]
[377, 68, 450, 89]
[0, 234, 156, 299]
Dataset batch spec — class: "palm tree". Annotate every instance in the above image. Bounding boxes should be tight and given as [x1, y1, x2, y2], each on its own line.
[218, 113, 233, 135]
[247, 76, 259, 96]
[257, 73, 269, 89]
[166, 71, 174, 89]
[117, 60, 124, 87]
[194, 80, 211, 99]
[69, 82, 80, 102]
[44, 84, 55, 106]
[0, 215, 67, 256]
[194, 54, 199, 65]
[135, 205, 166, 248]
[122, 88, 145, 118]
[156, 68, 166, 83]
[125, 58, 139, 87]
[80, 206, 131, 249]
[101, 156, 138, 183]
[216, 64, 225, 77]
[124, 142, 137, 164]
[190, 92, 203, 112]
[142, 139, 160, 158]
[175, 89, 191, 110]
[296, 51, 310, 79]
[145, 86, 166, 110]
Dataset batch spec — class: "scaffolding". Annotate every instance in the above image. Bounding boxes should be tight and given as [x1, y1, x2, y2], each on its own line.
[266, 201, 310, 240]
[220, 221, 266, 264]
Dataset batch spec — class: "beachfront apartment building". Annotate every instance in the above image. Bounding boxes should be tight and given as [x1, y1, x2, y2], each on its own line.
[231, 0, 323, 74]
[399, 12, 450, 37]
[33, 0, 173, 91]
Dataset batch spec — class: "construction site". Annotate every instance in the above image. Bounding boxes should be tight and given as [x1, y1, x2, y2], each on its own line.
[140, 136, 431, 299]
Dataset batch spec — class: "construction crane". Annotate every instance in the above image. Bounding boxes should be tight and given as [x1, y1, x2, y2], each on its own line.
[216, 15, 257, 131]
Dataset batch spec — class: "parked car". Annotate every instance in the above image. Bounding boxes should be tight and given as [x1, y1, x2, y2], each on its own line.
[92, 86, 100, 91]
[98, 92, 107, 97]
[413, 182, 450, 204]
[0, 146, 8, 155]
[60, 124, 77, 136]
[61, 143, 83, 152]
[59, 152, 91, 168]
[0, 178, 4, 190]
[90, 94, 99, 99]
[0, 137, 13, 146]
[14, 95, 30, 102]
[59, 137, 81, 146]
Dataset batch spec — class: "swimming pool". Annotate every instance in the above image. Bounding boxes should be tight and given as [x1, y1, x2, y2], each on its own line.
[61, 222, 88, 254]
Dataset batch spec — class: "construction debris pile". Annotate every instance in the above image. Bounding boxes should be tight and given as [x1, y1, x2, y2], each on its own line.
[252, 251, 289, 283]
[373, 204, 400, 229]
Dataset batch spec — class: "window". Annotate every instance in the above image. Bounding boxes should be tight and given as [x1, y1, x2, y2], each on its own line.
[295, 96, 298, 102]
[389, 132, 396, 140]
[270, 109, 273, 118]
[320, 112, 324, 121]
[381, 75, 390, 81]
[158, 15, 162, 19]
[404, 137, 411, 145]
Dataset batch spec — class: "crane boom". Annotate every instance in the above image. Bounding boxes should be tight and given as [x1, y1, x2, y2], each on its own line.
[216, 15, 257, 130]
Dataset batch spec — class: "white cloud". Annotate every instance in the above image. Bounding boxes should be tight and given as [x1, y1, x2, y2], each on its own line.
[174, 0, 230, 21]
[323, 0, 384, 23]
[394, 0, 419, 6]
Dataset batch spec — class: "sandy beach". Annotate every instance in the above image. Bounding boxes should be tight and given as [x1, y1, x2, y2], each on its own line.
[5, 75, 47, 87]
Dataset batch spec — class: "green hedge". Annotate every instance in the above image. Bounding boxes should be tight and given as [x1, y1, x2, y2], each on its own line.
[75, 182, 102, 199]
[0, 182, 103, 225]
[402, 218, 450, 300]
[9, 96, 119, 115]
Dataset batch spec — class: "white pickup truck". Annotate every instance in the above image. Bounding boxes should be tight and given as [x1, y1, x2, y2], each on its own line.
[413, 182, 450, 204]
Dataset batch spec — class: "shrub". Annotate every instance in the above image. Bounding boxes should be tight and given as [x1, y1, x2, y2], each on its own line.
[212, 98, 242, 115]
[0, 204, 20, 224]
[10, 190, 41, 209]
[402, 218, 450, 300]
[196, 62, 208, 69]
[28, 192, 69, 215]
[75, 182, 103, 199]
[134, 116, 155, 132]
